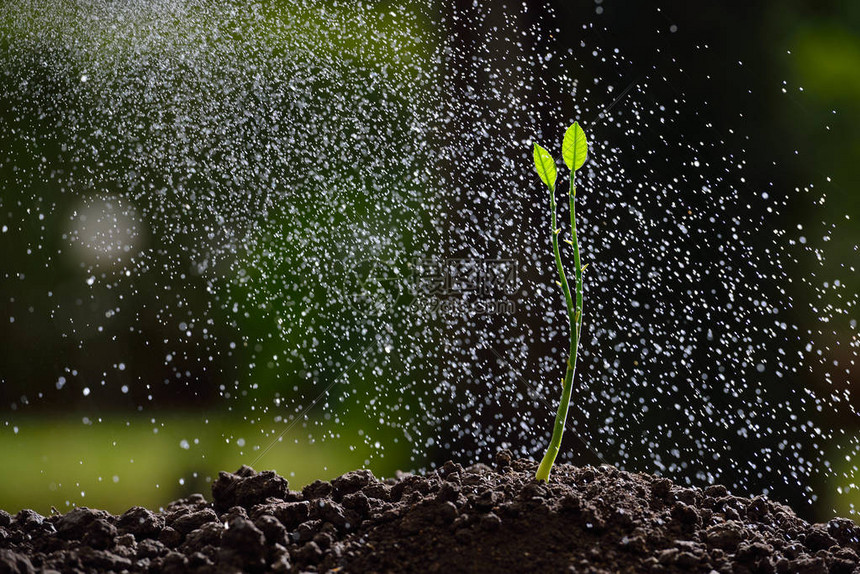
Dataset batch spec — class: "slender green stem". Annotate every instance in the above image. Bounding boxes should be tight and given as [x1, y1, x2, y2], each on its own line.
[570, 178, 584, 344]
[548, 182, 576, 355]
[535, 170, 584, 482]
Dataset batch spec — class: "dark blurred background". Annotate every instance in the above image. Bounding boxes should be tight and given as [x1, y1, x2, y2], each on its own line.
[1, 0, 857, 521]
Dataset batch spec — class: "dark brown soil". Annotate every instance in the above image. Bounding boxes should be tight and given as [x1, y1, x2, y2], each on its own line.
[1, 452, 858, 573]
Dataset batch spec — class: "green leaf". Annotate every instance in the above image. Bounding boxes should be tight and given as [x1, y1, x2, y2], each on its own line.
[533, 143, 557, 190]
[562, 121, 588, 171]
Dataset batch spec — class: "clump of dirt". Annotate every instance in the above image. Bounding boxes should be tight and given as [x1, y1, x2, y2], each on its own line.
[1, 452, 858, 573]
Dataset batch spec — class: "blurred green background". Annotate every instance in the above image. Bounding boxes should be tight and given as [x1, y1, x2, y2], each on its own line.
[1, 0, 858, 521]
[0, 0, 437, 514]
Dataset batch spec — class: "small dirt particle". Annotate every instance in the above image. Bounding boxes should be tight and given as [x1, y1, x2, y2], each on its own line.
[341, 491, 371, 518]
[136, 538, 167, 559]
[671, 501, 701, 527]
[157, 526, 182, 548]
[705, 484, 729, 498]
[0, 549, 34, 574]
[79, 547, 133, 571]
[270, 543, 291, 572]
[158, 550, 188, 574]
[118, 506, 164, 540]
[804, 525, 838, 552]
[747, 496, 770, 522]
[295, 519, 322, 542]
[212, 467, 289, 512]
[787, 555, 827, 574]
[253, 500, 309, 530]
[309, 499, 356, 532]
[219, 517, 266, 572]
[437, 460, 463, 481]
[82, 518, 117, 550]
[361, 482, 392, 501]
[494, 449, 513, 470]
[54, 507, 110, 541]
[170, 508, 218, 536]
[435, 481, 460, 504]
[181, 522, 223, 552]
[471, 489, 498, 512]
[650, 478, 673, 500]
[518, 482, 548, 501]
[302, 479, 333, 500]
[294, 540, 324, 564]
[705, 521, 745, 552]
[16, 510, 46, 532]
[254, 515, 288, 547]
[331, 469, 375, 499]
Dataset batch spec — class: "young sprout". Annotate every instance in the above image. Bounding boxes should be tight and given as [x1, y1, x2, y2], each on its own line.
[532, 121, 589, 482]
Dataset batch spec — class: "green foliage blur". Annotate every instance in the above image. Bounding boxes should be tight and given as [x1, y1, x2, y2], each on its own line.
[773, 1, 860, 519]
[0, 0, 436, 512]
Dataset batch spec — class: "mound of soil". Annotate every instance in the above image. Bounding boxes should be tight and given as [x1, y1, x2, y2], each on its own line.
[1, 452, 858, 573]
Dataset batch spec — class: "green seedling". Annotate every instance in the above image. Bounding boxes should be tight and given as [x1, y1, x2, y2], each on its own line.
[532, 121, 589, 482]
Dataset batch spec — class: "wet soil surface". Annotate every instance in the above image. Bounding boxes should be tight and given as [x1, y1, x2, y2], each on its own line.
[1, 452, 858, 573]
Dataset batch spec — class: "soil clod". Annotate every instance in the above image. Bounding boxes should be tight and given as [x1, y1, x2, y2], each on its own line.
[1, 456, 857, 573]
